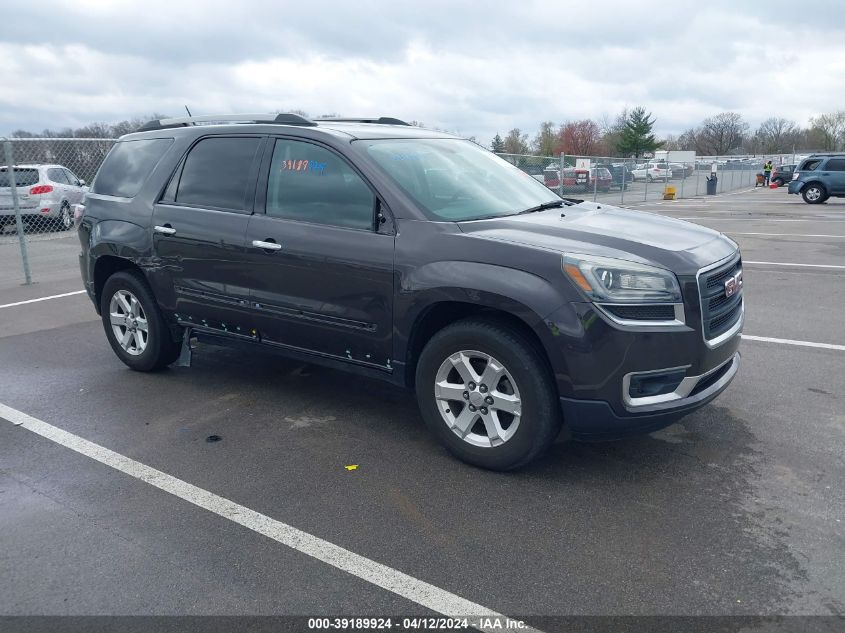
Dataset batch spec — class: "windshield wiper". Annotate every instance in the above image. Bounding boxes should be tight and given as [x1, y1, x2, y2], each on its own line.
[516, 200, 565, 215]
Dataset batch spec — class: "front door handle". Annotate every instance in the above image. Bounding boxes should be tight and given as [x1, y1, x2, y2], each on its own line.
[251, 239, 282, 251]
[154, 225, 176, 235]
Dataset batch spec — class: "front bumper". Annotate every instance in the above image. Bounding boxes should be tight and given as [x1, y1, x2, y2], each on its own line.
[560, 352, 740, 440]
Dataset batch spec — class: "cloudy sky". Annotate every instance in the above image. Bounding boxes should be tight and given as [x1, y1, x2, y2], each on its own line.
[2, 0, 844, 142]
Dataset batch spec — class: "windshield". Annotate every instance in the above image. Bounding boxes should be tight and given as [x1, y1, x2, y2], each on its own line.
[361, 138, 561, 221]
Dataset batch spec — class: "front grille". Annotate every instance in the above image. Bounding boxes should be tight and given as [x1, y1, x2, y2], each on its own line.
[602, 304, 676, 321]
[698, 255, 743, 341]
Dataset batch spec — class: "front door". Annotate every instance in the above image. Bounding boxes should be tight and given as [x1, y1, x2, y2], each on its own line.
[823, 157, 845, 194]
[150, 135, 265, 335]
[243, 137, 395, 370]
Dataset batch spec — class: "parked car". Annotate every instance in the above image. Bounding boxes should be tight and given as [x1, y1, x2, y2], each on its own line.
[668, 163, 693, 179]
[631, 162, 672, 182]
[598, 163, 633, 190]
[0, 164, 87, 231]
[788, 154, 845, 204]
[543, 166, 589, 191]
[79, 113, 742, 470]
[588, 167, 613, 192]
[770, 164, 795, 187]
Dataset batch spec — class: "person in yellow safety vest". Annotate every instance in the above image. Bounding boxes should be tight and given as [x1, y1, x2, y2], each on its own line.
[763, 160, 773, 186]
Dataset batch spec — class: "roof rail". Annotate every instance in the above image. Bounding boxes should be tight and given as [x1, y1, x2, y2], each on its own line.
[136, 112, 317, 132]
[315, 117, 411, 126]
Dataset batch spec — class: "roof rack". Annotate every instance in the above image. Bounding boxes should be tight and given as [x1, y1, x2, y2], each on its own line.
[315, 117, 411, 126]
[136, 112, 317, 132]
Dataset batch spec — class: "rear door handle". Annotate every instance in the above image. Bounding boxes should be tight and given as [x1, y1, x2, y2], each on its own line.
[251, 239, 282, 251]
[154, 225, 176, 235]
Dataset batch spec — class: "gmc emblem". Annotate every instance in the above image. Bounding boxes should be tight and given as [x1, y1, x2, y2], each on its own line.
[724, 272, 743, 298]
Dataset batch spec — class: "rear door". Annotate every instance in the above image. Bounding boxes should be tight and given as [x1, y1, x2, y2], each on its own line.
[243, 137, 395, 369]
[62, 168, 86, 204]
[823, 158, 845, 194]
[151, 135, 265, 334]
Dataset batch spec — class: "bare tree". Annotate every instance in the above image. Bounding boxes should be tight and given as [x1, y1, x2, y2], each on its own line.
[695, 112, 749, 155]
[754, 117, 800, 153]
[808, 111, 845, 151]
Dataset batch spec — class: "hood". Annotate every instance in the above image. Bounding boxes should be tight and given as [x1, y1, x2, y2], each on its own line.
[456, 201, 737, 274]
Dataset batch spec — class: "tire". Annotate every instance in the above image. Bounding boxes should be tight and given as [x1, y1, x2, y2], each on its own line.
[802, 183, 827, 204]
[415, 318, 561, 471]
[647, 175, 653, 183]
[56, 203, 73, 231]
[100, 270, 180, 371]
[774, 178, 784, 187]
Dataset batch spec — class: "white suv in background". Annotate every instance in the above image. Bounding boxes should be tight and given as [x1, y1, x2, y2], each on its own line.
[631, 162, 672, 182]
[0, 164, 87, 232]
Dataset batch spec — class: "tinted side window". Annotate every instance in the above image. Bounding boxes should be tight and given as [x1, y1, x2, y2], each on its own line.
[48, 168, 69, 184]
[801, 159, 822, 171]
[176, 137, 262, 211]
[93, 139, 173, 198]
[266, 140, 375, 230]
[825, 158, 845, 171]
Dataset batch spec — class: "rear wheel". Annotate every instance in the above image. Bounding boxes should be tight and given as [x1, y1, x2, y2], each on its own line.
[100, 271, 180, 371]
[774, 177, 784, 187]
[57, 203, 73, 231]
[802, 183, 827, 204]
[415, 318, 561, 470]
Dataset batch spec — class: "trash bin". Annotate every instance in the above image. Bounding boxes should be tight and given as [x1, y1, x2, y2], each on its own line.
[706, 175, 718, 195]
[663, 185, 676, 200]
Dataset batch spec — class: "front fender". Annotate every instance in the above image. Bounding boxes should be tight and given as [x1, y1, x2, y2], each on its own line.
[394, 261, 582, 378]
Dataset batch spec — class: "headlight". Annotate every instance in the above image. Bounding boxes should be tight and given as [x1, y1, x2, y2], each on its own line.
[562, 253, 681, 303]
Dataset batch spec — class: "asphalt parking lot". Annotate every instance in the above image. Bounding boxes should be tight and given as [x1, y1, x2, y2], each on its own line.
[1, 186, 843, 630]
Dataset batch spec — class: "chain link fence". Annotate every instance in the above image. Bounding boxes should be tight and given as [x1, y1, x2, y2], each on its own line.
[1, 138, 116, 288]
[497, 151, 800, 206]
[0, 136, 803, 289]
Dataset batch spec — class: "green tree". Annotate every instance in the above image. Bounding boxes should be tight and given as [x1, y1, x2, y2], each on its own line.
[502, 128, 530, 155]
[491, 133, 505, 153]
[617, 107, 661, 158]
[531, 121, 557, 156]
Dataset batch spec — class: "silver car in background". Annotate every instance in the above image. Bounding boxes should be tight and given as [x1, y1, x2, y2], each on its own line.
[0, 164, 87, 232]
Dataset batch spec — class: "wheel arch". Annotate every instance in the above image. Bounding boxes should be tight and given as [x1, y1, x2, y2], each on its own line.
[93, 255, 145, 314]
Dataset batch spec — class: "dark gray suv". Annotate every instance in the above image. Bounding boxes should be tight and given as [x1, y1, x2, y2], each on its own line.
[78, 113, 743, 470]
[788, 153, 845, 203]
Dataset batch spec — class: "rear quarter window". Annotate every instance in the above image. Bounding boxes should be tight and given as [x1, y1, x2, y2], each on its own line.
[92, 138, 173, 198]
[0, 168, 40, 187]
[800, 159, 822, 171]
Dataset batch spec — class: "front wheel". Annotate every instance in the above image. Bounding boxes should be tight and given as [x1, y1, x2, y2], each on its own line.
[647, 175, 654, 182]
[415, 318, 561, 470]
[774, 178, 784, 187]
[802, 184, 827, 204]
[100, 271, 181, 371]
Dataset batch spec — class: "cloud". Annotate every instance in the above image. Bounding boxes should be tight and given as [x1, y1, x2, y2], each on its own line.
[1, 0, 844, 142]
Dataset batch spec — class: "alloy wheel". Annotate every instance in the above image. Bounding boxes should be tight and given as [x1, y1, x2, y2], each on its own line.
[433, 350, 522, 448]
[109, 289, 148, 355]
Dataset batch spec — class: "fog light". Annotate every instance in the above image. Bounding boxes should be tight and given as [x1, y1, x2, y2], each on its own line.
[628, 369, 686, 398]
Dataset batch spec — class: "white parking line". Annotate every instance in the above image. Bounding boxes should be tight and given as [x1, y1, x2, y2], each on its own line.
[743, 261, 845, 270]
[0, 290, 86, 309]
[674, 216, 845, 222]
[741, 335, 845, 351]
[0, 402, 539, 633]
[728, 232, 845, 238]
